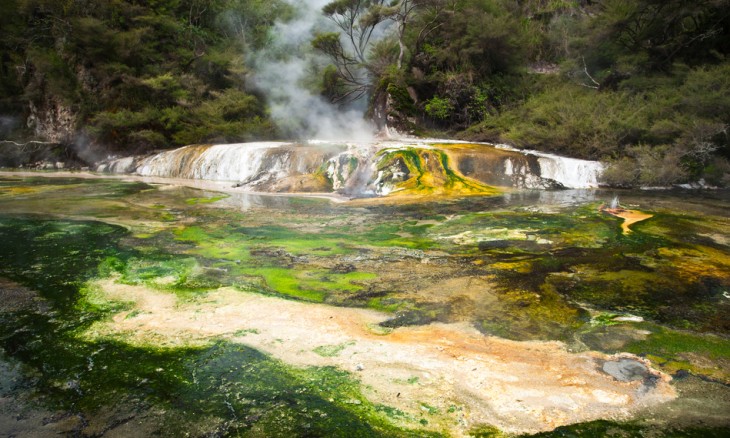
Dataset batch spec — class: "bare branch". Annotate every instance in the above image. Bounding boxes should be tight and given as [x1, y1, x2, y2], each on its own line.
[1, 140, 58, 154]
[581, 56, 600, 89]
[1, 140, 56, 146]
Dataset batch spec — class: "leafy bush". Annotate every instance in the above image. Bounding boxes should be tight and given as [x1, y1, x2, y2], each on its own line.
[424, 96, 453, 121]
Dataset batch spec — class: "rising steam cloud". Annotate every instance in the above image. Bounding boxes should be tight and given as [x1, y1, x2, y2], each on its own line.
[250, 0, 376, 141]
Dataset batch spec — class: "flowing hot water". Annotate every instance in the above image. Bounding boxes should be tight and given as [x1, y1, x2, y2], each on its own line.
[108, 140, 604, 195]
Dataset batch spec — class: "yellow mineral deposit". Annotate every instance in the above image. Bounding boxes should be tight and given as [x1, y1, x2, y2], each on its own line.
[600, 201, 653, 234]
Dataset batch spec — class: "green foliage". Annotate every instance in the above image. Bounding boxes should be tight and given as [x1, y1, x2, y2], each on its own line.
[321, 64, 346, 102]
[584, 0, 730, 72]
[602, 144, 690, 187]
[216, 0, 294, 49]
[481, 80, 643, 157]
[457, 57, 730, 186]
[0, 0, 282, 152]
[386, 83, 417, 115]
[400, 0, 531, 127]
[424, 96, 452, 121]
[415, 0, 525, 77]
[323, 0, 359, 17]
[24, 48, 80, 103]
[311, 32, 343, 58]
[171, 89, 277, 145]
[315, 0, 404, 103]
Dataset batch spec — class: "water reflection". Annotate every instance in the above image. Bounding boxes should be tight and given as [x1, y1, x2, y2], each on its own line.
[219, 192, 336, 212]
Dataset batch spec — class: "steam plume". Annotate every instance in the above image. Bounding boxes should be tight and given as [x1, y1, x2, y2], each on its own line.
[250, 0, 375, 141]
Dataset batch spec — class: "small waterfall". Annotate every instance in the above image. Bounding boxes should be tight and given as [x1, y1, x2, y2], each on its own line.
[536, 155, 603, 189]
[100, 140, 605, 196]
[492, 144, 603, 188]
[136, 143, 289, 182]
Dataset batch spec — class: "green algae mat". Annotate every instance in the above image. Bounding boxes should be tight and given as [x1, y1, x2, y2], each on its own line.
[0, 175, 728, 436]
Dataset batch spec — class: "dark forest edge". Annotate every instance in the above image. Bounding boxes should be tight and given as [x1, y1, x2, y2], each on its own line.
[1, 0, 729, 188]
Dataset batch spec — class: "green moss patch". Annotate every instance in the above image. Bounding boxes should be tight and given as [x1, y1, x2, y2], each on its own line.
[313, 341, 356, 357]
[184, 194, 228, 205]
[623, 325, 730, 383]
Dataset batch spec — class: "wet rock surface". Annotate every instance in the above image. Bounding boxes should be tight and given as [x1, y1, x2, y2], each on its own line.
[379, 309, 438, 328]
[602, 358, 651, 382]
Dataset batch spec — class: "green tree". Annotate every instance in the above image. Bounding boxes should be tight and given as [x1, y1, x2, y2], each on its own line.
[315, 0, 449, 102]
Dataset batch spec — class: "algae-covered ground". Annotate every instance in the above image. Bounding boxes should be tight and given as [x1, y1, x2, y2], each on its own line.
[0, 175, 728, 436]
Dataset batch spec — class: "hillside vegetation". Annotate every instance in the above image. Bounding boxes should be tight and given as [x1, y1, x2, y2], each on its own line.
[1, 0, 729, 186]
[0, 0, 285, 153]
[355, 0, 730, 187]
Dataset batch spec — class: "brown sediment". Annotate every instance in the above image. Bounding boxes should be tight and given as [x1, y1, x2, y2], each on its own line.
[84, 279, 676, 435]
[0, 278, 50, 314]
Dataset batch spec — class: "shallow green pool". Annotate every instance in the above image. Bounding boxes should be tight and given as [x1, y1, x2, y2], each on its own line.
[0, 175, 728, 436]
